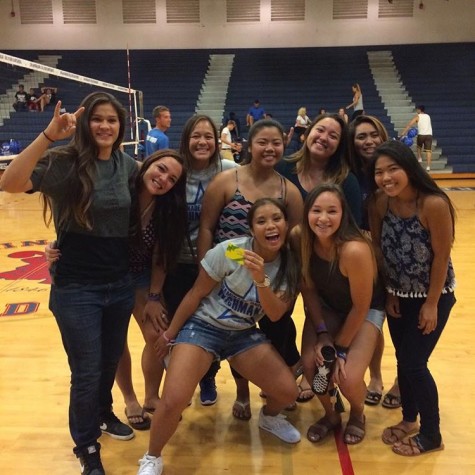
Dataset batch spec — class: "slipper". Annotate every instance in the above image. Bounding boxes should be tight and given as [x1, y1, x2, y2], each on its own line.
[307, 416, 341, 443]
[296, 384, 314, 403]
[124, 408, 151, 431]
[392, 434, 444, 456]
[382, 392, 401, 409]
[382, 424, 419, 445]
[364, 390, 382, 406]
[232, 400, 251, 421]
[344, 414, 366, 445]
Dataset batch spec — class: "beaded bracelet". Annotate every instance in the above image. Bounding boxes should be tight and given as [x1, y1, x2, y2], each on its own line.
[148, 292, 161, 302]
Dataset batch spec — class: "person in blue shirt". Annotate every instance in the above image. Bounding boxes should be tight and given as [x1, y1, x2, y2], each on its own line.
[246, 99, 265, 127]
[145, 106, 171, 156]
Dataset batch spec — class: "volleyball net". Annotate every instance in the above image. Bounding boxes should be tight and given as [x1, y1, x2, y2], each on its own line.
[0, 51, 145, 162]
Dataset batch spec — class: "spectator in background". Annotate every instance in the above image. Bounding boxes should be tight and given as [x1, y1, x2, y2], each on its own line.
[220, 120, 238, 161]
[246, 99, 265, 127]
[145, 106, 171, 157]
[13, 84, 29, 111]
[400, 105, 433, 171]
[38, 86, 58, 112]
[346, 83, 364, 120]
[28, 88, 40, 112]
[227, 112, 241, 139]
[295, 107, 311, 128]
[338, 107, 349, 124]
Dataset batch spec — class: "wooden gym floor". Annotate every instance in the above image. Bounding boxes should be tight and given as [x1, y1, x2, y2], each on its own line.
[0, 179, 474, 475]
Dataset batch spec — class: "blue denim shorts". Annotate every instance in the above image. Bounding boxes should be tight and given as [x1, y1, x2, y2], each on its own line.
[174, 316, 269, 361]
[366, 308, 385, 332]
[130, 267, 151, 290]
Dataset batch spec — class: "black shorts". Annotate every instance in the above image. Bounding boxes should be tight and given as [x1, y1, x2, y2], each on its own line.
[417, 134, 432, 151]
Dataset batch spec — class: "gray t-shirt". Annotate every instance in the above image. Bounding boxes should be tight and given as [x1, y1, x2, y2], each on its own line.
[195, 236, 286, 330]
[30, 150, 137, 285]
[179, 159, 239, 264]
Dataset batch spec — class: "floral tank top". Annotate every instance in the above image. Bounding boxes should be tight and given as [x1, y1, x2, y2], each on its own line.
[381, 208, 455, 298]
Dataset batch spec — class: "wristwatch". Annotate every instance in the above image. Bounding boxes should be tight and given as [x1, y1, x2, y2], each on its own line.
[254, 274, 270, 288]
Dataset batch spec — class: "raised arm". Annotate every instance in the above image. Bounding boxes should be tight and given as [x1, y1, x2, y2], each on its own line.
[0, 102, 84, 193]
[243, 248, 293, 320]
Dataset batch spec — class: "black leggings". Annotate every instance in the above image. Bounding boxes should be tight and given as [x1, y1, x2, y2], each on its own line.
[387, 292, 455, 443]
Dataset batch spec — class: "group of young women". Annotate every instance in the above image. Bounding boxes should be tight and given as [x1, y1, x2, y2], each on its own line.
[0, 92, 456, 475]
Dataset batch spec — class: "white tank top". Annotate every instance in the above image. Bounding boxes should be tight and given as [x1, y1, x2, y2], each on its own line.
[418, 113, 432, 135]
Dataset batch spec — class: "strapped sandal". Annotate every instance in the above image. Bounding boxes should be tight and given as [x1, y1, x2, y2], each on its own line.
[382, 424, 419, 445]
[307, 416, 341, 443]
[344, 414, 366, 445]
[382, 392, 401, 409]
[392, 434, 444, 456]
[365, 390, 382, 406]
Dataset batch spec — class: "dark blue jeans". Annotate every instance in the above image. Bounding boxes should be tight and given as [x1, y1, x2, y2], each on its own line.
[387, 292, 455, 443]
[49, 275, 134, 454]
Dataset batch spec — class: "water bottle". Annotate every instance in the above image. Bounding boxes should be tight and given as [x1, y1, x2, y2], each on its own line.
[312, 345, 336, 395]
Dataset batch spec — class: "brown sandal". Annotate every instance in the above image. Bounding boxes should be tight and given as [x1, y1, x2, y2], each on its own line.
[382, 424, 419, 445]
[307, 416, 341, 443]
[392, 434, 444, 456]
[344, 414, 366, 445]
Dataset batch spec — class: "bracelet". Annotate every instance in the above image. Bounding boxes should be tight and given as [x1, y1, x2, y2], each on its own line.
[333, 343, 349, 354]
[42, 130, 55, 143]
[336, 351, 347, 361]
[162, 331, 175, 344]
[316, 322, 327, 333]
[148, 292, 161, 302]
[254, 274, 270, 288]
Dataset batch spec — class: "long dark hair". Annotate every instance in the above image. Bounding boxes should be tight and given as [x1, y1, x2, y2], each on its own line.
[368, 140, 456, 238]
[347, 115, 389, 181]
[179, 114, 221, 172]
[41, 91, 128, 230]
[247, 197, 300, 301]
[301, 184, 370, 284]
[285, 113, 349, 184]
[130, 149, 188, 272]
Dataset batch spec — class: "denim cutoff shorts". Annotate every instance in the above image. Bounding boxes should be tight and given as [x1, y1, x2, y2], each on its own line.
[366, 308, 385, 332]
[174, 315, 269, 361]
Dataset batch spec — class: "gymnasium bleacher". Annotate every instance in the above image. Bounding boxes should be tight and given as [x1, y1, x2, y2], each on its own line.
[1, 44, 474, 173]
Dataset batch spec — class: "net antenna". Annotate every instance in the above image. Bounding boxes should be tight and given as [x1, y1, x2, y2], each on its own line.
[0, 52, 143, 156]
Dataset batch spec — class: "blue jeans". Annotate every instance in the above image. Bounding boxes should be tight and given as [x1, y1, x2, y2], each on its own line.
[49, 275, 134, 454]
[387, 292, 455, 443]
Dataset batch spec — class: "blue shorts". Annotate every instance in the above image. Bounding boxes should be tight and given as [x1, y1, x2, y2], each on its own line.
[366, 308, 385, 332]
[130, 267, 151, 290]
[174, 316, 269, 361]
